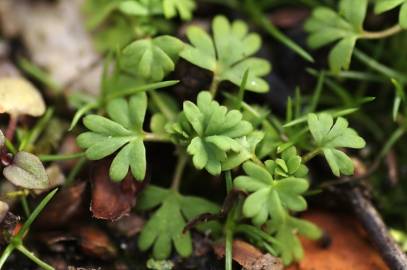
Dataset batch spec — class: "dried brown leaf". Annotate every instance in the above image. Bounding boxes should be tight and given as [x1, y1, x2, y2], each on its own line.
[214, 239, 283, 270]
[36, 182, 86, 228]
[74, 225, 117, 260]
[90, 160, 140, 221]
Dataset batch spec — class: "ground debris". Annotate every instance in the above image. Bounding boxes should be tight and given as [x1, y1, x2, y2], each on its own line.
[213, 239, 283, 270]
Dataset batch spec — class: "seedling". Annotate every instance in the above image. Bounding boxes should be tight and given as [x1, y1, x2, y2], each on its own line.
[305, 0, 404, 72]
[0, 189, 58, 270]
[180, 15, 271, 94]
[67, 12, 369, 268]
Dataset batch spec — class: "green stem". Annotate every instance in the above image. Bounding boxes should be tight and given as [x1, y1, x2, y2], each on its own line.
[68, 102, 99, 131]
[225, 207, 236, 270]
[302, 148, 321, 163]
[149, 91, 176, 121]
[16, 245, 54, 270]
[171, 152, 188, 191]
[105, 80, 179, 101]
[245, 0, 314, 63]
[353, 49, 407, 83]
[209, 77, 221, 97]
[21, 196, 31, 218]
[251, 155, 264, 166]
[65, 157, 87, 186]
[39, 152, 85, 162]
[0, 244, 15, 269]
[225, 171, 233, 194]
[362, 25, 402, 39]
[143, 132, 172, 143]
[19, 108, 54, 151]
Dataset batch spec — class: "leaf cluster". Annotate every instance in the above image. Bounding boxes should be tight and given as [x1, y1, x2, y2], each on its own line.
[168, 91, 253, 175]
[234, 148, 309, 226]
[77, 93, 148, 181]
[304, 0, 367, 72]
[180, 15, 271, 93]
[233, 147, 321, 264]
[137, 186, 220, 259]
[119, 35, 184, 82]
[307, 113, 366, 176]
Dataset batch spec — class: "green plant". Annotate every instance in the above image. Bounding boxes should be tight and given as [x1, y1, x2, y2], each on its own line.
[69, 6, 370, 269]
[0, 189, 58, 270]
[119, 35, 184, 81]
[168, 91, 253, 175]
[137, 185, 220, 259]
[180, 15, 271, 94]
[305, 0, 404, 72]
[307, 113, 366, 176]
[375, 0, 407, 29]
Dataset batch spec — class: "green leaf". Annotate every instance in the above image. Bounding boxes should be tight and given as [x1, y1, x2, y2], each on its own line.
[170, 91, 252, 175]
[77, 94, 148, 181]
[221, 131, 264, 170]
[120, 36, 184, 82]
[267, 216, 322, 265]
[265, 147, 309, 179]
[162, 0, 195, 20]
[180, 15, 271, 93]
[234, 160, 309, 226]
[3, 152, 49, 189]
[138, 186, 219, 259]
[339, 0, 368, 31]
[307, 113, 365, 176]
[375, 0, 407, 29]
[118, 1, 149, 15]
[328, 36, 357, 74]
[305, 0, 368, 72]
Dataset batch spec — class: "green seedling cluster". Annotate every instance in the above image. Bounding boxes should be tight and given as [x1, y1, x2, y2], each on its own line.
[71, 12, 367, 268]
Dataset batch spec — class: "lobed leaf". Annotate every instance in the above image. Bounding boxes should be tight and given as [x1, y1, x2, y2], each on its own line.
[77, 94, 148, 181]
[137, 186, 220, 259]
[172, 91, 252, 175]
[305, 0, 368, 72]
[180, 15, 271, 92]
[234, 160, 309, 226]
[307, 113, 365, 176]
[120, 36, 184, 82]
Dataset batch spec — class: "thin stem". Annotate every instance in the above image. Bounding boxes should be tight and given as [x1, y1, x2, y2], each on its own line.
[171, 153, 188, 191]
[17, 189, 58, 239]
[6, 114, 18, 141]
[19, 108, 54, 151]
[245, 0, 314, 63]
[353, 49, 407, 83]
[143, 132, 172, 143]
[16, 245, 54, 270]
[65, 157, 87, 186]
[209, 77, 221, 97]
[6, 189, 30, 198]
[225, 171, 233, 194]
[225, 206, 236, 270]
[0, 244, 15, 269]
[302, 148, 321, 163]
[105, 80, 179, 101]
[21, 196, 31, 218]
[251, 155, 264, 166]
[68, 101, 99, 131]
[39, 152, 85, 162]
[149, 91, 176, 120]
[4, 139, 17, 155]
[362, 25, 402, 39]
